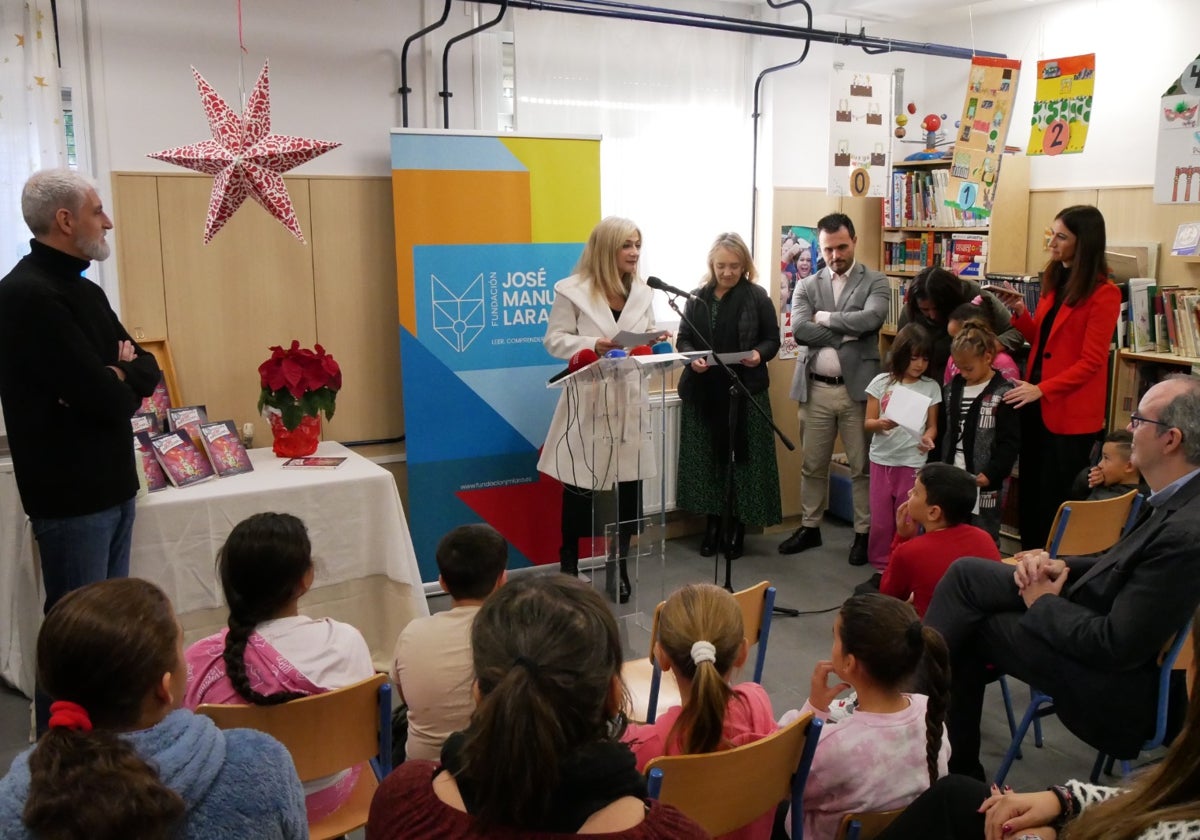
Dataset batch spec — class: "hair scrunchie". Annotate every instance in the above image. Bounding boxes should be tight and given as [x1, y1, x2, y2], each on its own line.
[971, 295, 984, 305]
[690, 640, 717, 666]
[48, 700, 92, 732]
[906, 621, 925, 647]
[513, 655, 541, 678]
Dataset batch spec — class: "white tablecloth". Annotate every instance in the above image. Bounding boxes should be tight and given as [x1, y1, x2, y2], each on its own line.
[1, 441, 428, 697]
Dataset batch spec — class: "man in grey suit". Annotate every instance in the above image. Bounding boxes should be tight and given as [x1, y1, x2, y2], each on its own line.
[779, 213, 889, 566]
[926, 374, 1200, 780]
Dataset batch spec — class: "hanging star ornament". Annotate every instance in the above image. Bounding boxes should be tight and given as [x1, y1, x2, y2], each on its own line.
[148, 61, 339, 244]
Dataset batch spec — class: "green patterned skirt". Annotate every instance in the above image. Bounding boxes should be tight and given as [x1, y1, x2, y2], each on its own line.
[676, 390, 782, 527]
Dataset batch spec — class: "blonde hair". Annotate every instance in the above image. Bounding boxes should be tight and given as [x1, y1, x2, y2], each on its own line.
[703, 232, 758, 289]
[656, 584, 745, 755]
[575, 216, 641, 303]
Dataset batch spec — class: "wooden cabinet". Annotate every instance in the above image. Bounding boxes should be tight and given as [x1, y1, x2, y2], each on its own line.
[1110, 349, 1200, 429]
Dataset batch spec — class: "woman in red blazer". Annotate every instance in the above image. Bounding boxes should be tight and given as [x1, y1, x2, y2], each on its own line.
[997, 205, 1120, 550]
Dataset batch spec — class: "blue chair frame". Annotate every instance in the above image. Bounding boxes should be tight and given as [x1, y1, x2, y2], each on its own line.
[646, 583, 776, 724]
[994, 492, 1144, 781]
[647, 715, 823, 839]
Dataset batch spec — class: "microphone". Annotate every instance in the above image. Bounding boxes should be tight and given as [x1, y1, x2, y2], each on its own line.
[651, 341, 674, 354]
[646, 276, 699, 300]
[549, 348, 599, 384]
[628, 345, 653, 356]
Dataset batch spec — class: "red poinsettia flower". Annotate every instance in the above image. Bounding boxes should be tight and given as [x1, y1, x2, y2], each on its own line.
[257, 340, 342, 430]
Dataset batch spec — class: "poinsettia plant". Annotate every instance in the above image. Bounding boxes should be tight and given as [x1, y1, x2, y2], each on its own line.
[257, 340, 342, 431]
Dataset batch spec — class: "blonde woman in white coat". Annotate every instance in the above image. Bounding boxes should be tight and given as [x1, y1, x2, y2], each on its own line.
[537, 217, 660, 603]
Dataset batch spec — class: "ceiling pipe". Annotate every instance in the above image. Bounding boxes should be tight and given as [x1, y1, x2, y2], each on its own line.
[441, 0, 510, 128]
[399, 0, 453, 127]
[470, 0, 1005, 60]
[750, 0, 814, 255]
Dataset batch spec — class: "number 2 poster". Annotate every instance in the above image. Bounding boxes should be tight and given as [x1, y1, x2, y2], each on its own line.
[1026, 54, 1095, 156]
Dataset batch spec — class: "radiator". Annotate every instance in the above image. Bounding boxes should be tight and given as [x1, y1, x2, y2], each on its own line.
[642, 392, 682, 515]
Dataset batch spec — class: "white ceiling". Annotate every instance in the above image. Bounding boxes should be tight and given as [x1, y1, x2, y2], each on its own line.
[758, 0, 1060, 27]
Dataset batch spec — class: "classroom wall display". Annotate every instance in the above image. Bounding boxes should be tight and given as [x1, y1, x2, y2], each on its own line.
[1026, 54, 1095, 157]
[827, 66, 893, 199]
[391, 131, 600, 582]
[778, 225, 818, 360]
[945, 57, 1022, 221]
[1153, 55, 1200, 205]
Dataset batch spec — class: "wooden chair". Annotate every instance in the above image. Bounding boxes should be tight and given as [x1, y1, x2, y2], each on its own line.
[646, 712, 823, 839]
[836, 808, 904, 840]
[197, 673, 392, 840]
[622, 580, 775, 724]
[995, 489, 1144, 767]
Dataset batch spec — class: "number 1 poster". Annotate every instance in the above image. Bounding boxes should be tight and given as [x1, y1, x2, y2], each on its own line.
[945, 57, 1021, 221]
[1026, 54, 1095, 156]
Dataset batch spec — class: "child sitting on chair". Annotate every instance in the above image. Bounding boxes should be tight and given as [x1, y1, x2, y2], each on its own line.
[879, 463, 1000, 618]
[183, 511, 375, 822]
[1069, 430, 1149, 502]
[780, 594, 950, 840]
[391, 524, 507, 763]
[623, 583, 777, 840]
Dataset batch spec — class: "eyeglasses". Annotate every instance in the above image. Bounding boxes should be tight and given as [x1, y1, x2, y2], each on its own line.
[1129, 413, 1173, 431]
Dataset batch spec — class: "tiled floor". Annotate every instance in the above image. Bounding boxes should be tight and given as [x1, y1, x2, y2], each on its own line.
[0, 517, 1132, 823]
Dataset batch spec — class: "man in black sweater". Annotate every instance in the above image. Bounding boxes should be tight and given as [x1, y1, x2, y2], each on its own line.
[0, 169, 159, 621]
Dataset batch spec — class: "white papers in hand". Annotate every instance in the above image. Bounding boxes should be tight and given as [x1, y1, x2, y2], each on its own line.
[612, 329, 663, 348]
[882, 386, 931, 442]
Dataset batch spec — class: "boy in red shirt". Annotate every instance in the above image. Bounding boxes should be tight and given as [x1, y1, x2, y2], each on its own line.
[880, 463, 1000, 616]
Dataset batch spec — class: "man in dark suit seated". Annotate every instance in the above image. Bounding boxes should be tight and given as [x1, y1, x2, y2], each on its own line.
[925, 374, 1200, 780]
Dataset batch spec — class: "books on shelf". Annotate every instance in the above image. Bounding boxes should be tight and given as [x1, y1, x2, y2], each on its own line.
[133, 431, 169, 493]
[884, 276, 910, 329]
[1127, 278, 1157, 353]
[884, 165, 987, 228]
[199, 420, 254, 478]
[148, 430, 215, 488]
[1115, 284, 1200, 359]
[948, 233, 988, 278]
[983, 273, 1041, 315]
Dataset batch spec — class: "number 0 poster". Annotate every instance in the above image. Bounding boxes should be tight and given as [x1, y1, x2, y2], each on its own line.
[1026, 54, 1095, 156]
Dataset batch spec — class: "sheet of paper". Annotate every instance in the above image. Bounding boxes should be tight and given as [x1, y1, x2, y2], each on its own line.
[612, 329, 663, 348]
[678, 350, 755, 365]
[882, 385, 932, 441]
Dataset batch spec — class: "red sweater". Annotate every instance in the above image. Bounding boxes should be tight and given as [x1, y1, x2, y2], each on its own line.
[880, 525, 1001, 616]
[366, 761, 708, 840]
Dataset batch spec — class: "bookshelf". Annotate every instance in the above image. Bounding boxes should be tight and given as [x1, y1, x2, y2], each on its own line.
[1110, 348, 1200, 429]
[879, 155, 1030, 340]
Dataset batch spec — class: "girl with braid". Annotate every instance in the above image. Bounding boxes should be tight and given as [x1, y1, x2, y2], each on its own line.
[183, 511, 374, 822]
[779, 594, 950, 840]
[622, 583, 777, 840]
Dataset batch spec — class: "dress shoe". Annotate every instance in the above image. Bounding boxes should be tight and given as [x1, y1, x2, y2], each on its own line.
[848, 533, 869, 566]
[699, 514, 720, 557]
[778, 526, 822, 555]
[853, 572, 882, 595]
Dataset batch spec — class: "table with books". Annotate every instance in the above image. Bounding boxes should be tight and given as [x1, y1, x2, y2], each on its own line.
[0, 441, 428, 697]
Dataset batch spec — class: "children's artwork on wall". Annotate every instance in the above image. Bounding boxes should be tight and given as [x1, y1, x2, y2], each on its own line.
[1153, 55, 1200, 205]
[945, 57, 1022, 221]
[778, 226, 818, 360]
[1026, 53, 1095, 156]
[827, 66, 893, 198]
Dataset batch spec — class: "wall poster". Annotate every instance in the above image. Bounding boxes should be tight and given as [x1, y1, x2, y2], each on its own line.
[778, 225, 818, 360]
[1153, 55, 1200, 205]
[945, 57, 1022, 221]
[1026, 53, 1095, 156]
[827, 66, 893, 200]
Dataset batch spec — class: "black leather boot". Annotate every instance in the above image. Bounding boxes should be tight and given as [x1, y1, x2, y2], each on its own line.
[699, 514, 721, 557]
[559, 545, 579, 578]
[725, 519, 745, 560]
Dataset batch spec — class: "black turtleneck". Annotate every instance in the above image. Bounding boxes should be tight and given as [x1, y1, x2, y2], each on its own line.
[0, 239, 160, 517]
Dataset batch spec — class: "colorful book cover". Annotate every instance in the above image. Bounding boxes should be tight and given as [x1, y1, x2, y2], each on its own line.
[131, 411, 159, 436]
[138, 375, 172, 427]
[199, 420, 254, 477]
[167, 405, 209, 456]
[281, 456, 347, 469]
[133, 431, 169, 492]
[149, 430, 215, 487]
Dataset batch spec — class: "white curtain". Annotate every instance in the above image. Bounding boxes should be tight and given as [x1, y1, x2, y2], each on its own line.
[0, 0, 65, 436]
[511, 6, 755, 325]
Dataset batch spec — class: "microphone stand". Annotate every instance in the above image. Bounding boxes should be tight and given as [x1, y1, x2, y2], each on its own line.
[665, 293, 800, 617]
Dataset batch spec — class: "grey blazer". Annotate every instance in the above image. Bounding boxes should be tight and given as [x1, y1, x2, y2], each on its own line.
[787, 262, 890, 402]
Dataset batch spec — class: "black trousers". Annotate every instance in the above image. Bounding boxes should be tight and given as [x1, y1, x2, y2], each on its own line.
[560, 480, 642, 554]
[874, 775, 991, 840]
[1018, 402, 1098, 550]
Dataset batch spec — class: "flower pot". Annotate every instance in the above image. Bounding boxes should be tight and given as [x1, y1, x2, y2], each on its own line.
[264, 407, 321, 458]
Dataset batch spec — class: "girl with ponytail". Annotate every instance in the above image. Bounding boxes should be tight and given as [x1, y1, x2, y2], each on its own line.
[366, 575, 707, 839]
[0, 578, 306, 839]
[183, 511, 374, 821]
[781, 593, 950, 840]
[622, 583, 778, 840]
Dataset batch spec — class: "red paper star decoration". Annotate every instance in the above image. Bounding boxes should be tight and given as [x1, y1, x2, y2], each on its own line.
[148, 60, 339, 244]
